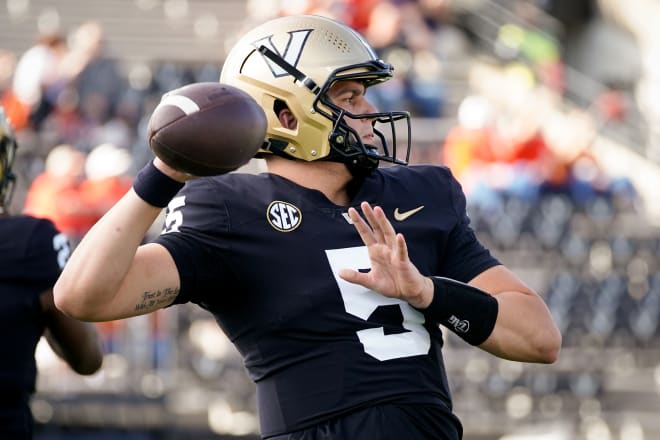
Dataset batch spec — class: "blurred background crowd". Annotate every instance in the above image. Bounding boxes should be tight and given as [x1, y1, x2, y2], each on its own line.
[2, 0, 660, 439]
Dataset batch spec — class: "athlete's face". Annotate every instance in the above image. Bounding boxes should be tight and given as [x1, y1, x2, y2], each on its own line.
[326, 79, 377, 145]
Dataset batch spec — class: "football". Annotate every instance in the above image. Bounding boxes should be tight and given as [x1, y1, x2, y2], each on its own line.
[147, 82, 267, 176]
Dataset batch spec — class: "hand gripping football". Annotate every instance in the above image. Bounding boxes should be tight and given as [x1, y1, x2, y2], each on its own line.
[147, 82, 267, 176]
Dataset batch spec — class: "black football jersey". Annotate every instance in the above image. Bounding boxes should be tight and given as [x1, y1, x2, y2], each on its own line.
[0, 215, 70, 394]
[155, 164, 500, 437]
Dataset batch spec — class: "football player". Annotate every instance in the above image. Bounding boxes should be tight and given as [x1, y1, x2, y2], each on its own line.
[0, 106, 103, 439]
[55, 15, 560, 440]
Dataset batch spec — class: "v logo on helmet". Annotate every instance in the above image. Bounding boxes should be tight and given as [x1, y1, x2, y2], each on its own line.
[253, 29, 313, 78]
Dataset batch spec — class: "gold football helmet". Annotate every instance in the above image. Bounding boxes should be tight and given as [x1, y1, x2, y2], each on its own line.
[0, 106, 17, 212]
[220, 14, 411, 174]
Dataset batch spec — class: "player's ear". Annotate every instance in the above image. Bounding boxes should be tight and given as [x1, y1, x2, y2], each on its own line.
[274, 99, 297, 129]
[279, 109, 297, 129]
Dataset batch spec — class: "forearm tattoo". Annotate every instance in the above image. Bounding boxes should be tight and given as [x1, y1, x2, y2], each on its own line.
[134, 287, 179, 313]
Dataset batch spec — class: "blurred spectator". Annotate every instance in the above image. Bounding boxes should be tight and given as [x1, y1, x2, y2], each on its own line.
[22, 144, 94, 244]
[32, 21, 128, 153]
[443, 93, 552, 206]
[88, 91, 143, 151]
[64, 21, 126, 129]
[65, 21, 122, 96]
[541, 107, 637, 207]
[0, 49, 17, 97]
[444, 89, 638, 211]
[441, 94, 495, 179]
[3, 33, 68, 131]
[364, 1, 447, 117]
[363, 0, 403, 49]
[80, 142, 133, 223]
[37, 83, 92, 151]
[223, 1, 448, 118]
[345, 0, 381, 33]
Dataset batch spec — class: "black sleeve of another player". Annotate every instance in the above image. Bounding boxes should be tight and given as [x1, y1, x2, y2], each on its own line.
[25, 218, 68, 285]
[440, 172, 500, 282]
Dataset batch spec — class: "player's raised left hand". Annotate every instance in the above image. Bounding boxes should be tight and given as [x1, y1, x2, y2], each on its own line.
[338, 201, 433, 309]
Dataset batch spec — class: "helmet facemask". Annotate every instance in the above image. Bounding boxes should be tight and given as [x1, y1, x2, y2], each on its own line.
[315, 63, 411, 175]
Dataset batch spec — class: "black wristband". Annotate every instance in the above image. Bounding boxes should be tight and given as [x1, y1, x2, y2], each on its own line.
[421, 277, 498, 346]
[133, 160, 184, 208]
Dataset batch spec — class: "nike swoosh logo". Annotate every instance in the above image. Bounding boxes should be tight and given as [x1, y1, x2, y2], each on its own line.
[394, 205, 425, 221]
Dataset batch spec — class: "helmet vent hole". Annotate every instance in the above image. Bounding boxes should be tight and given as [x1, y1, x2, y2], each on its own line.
[323, 31, 350, 53]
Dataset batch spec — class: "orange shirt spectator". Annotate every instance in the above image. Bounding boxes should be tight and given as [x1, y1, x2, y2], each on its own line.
[79, 143, 133, 225]
[23, 144, 95, 241]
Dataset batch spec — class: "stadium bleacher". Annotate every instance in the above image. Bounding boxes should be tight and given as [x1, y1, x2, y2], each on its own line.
[0, 0, 247, 63]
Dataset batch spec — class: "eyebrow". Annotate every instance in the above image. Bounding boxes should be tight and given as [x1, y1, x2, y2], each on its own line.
[329, 83, 365, 98]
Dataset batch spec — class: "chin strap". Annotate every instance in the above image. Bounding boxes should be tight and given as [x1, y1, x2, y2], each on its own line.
[326, 116, 379, 176]
[345, 156, 379, 177]
[325, 138, 378, 177]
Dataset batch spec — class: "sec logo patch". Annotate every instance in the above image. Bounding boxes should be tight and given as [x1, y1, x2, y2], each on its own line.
[267, 201, 302, 232]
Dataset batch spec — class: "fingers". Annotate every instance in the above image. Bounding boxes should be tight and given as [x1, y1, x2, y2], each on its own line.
[338, 267, 363, 285]
[350, 202, 397, 247]
[347, 206, 376, 246]
[359, 203, 384, 244]
[374, 206, 397, 247]
[395, 233, 408, 263]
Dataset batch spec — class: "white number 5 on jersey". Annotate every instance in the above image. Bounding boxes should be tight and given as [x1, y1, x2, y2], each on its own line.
[163, 196, 186, 234]
[326, 246, 431, 361]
